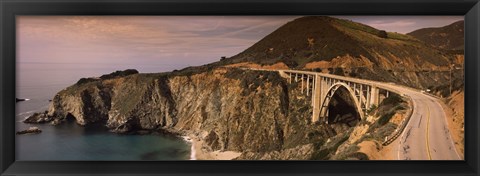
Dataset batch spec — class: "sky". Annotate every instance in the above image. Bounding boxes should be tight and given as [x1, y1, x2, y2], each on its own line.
[17, 16, 463, 72]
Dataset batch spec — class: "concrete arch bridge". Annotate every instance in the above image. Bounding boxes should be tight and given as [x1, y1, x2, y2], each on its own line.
[279, 70, 399, 124]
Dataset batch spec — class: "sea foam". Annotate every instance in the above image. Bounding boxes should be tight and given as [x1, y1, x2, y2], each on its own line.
[182, 136, 196, 160]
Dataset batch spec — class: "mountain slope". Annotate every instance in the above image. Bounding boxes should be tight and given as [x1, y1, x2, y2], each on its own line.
[407, 20, 464, 51]
[222, 16, 452, 70]
[223, 16, 373, 67]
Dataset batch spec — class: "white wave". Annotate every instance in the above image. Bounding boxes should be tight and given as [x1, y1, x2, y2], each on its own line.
[182, 136, 192, 143]
[16, 110, 36, 116]
[181, 136, 196, 160]
[190, 142, 197, 160]
[16, 104, 49, 117]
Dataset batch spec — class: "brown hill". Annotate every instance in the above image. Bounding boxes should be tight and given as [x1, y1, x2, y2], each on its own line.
[407, 20, 464, 51]
[223, 16, 374, 67]
[222, 16, 452, 70]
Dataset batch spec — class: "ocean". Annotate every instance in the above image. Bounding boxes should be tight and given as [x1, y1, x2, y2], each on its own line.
[15, 62, 191, 160]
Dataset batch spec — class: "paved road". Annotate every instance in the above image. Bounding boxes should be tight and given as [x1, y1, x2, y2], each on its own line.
[378, 83, 462, 160]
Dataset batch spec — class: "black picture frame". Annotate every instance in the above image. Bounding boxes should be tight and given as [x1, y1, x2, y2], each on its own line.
[1, 0, 479, 175]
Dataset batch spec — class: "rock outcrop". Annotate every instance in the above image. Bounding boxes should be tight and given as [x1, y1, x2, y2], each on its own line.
[16, 127, 42, 135]
[25, 68, 347, 159]
[16, 98, 28, 103]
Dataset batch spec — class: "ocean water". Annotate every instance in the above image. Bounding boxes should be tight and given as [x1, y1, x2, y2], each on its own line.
[15, 62, 191, 160]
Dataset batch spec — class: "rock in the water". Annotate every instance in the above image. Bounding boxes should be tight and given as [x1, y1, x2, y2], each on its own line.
[24, 112, 54, 124]
[16, 98, 28, 102]
[16, 127, 42, 135]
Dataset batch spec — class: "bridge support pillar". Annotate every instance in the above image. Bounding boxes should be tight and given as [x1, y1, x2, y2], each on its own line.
[359, 84, 363, 111]
[301, 74, 304, 93]
[319, 77, 329, 123]
[311, 75, 323, 123]
[369, 86, 379, 108]
[307, 75, 311, 96]
[288, 73, 291, 84]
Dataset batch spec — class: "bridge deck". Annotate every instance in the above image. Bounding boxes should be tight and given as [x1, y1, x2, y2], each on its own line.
[279, 69, 405, 96]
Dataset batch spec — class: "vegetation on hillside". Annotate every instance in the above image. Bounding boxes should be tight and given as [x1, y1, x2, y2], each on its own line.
[408, 20, 464, 51]
[313, 93, 408, 160]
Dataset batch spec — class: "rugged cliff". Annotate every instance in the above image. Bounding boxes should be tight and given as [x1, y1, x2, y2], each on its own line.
[28, 68, 368, 159]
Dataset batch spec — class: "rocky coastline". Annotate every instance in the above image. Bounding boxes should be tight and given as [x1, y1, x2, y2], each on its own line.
[25, 68, 345, 160]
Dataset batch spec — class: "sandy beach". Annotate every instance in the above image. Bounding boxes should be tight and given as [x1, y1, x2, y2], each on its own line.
[186, 134, 242, 160]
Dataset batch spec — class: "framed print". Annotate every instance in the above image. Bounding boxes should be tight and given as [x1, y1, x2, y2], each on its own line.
[1, 0, 479, 175]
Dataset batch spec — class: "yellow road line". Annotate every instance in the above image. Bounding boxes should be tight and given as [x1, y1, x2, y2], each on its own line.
[426, 104, 432, 160]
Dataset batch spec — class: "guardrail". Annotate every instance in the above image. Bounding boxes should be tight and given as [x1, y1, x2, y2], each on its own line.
[382, 90, 445, 146]
[382, 96, 414, 146]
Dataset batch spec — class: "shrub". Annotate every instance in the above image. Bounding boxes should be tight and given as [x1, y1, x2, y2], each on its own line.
[310, 148, 331, 160]
[378, 111, 395, 125]
[366, 104, 377, 114]
[99, 69, 139, 80]
[284, 60, 299, 68]
[349, 152, 369, 160]
[335, 145, 360, 160]
[348, 71, 358, 77]
[372, 122, 397, 141]
[333, 68, 345, 76]
[377, 30, 388, 38]
[381, 93, 403, 105]
[76, 77, 98, 85]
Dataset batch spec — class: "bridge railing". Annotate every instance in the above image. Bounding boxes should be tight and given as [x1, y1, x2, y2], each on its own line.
[280, 69, 406, 96]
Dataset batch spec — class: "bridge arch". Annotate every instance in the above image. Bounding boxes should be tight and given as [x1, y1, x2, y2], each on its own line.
[319, 82, 365, 124]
